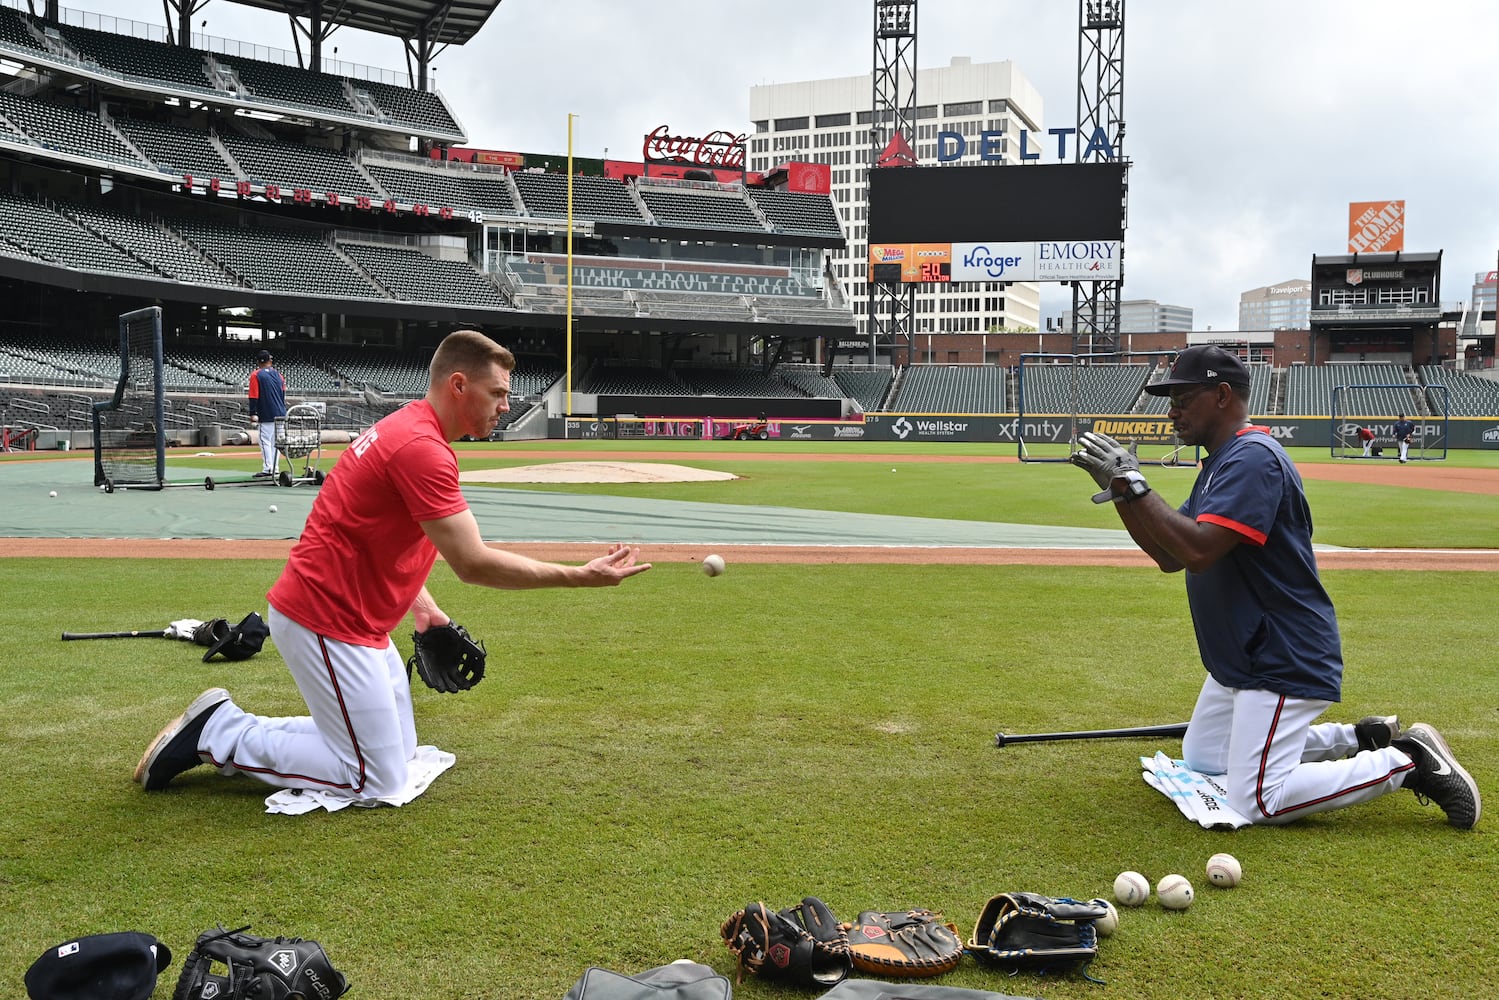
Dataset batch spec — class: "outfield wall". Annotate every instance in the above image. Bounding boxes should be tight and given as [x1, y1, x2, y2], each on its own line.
[556, 414, 1499, 449]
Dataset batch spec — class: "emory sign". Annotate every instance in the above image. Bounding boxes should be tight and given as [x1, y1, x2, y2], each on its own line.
[643, 125, 748, 170]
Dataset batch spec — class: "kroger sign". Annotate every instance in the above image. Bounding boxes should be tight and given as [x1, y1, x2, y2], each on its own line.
[951, 241, 1121, 281]
[936, 126, 1118, 163]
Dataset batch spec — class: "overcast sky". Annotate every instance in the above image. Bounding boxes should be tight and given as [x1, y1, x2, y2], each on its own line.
[97, 0, 1499, 331]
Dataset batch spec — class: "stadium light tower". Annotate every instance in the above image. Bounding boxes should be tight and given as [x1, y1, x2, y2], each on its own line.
[1073, 0, 1128, 355]
[868, 0, 918, 366]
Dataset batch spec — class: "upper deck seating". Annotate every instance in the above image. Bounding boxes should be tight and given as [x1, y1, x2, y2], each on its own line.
[748, 188, 843, 238]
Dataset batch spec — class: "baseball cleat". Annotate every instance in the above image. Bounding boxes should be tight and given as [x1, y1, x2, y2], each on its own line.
[1354, 714, 1401, 752]
[135, 688, 229, 791]
[1394, 723, 1481, 829]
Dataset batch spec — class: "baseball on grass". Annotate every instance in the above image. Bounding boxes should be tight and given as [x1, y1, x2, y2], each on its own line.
[1092, 898, 1119, 937]
[1206, 852, 1242, 888]
[701, 553, 725, 577]
[1156, 874, 1194, 910]
[268, 504, 278, 513]
[48, 491, 57, 498]
[1113, 871, 1150, 907]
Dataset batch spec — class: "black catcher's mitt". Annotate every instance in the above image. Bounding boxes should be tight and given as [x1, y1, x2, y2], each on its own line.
[407, 622, 487, 693]
[843, 909, 964, 978]
[173, 924, 349, 1000]
[967, 892, 1109, 975]
[720, 896, 852, 988]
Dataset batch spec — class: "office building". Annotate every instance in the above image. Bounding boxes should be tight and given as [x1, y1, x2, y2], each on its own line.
[1239, 279, 1311, 331]
[749, 56, 1046, 343]
[1061, 299, 1192, 335]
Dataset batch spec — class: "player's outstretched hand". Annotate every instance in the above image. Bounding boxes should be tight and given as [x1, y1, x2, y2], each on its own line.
[579, 544, 652, 586]
[1070, 431, 1140, 492]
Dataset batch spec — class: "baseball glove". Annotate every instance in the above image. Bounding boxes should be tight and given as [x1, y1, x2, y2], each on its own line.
[407, 622, 487, 693]
[720, 896, 851, 987]
[967, 892, 1108, 974]
[843, 909, 964, 978]
[172, 924, 349, 1000]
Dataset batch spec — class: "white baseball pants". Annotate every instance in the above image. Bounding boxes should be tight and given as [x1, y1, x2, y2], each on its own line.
[257, 419, 279, 474]
[1181, 675, 1413, 825]
[198, 604, 418, 799]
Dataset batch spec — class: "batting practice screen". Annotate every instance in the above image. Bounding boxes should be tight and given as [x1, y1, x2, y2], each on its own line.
[93, 306, 166, 489]
[867, 162, 1127, 244]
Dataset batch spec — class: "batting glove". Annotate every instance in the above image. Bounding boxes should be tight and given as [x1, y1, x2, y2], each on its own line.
[1071, 431, 1145, 503]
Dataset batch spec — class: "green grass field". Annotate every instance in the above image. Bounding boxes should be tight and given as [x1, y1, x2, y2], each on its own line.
[2, 442, 1494, 999]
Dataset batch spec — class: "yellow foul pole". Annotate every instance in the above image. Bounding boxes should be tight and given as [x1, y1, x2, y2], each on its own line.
[565, 113, 576, 418]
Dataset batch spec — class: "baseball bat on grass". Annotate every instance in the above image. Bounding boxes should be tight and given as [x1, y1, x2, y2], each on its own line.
[993, 722, 1189, 748]
[61, 628, 170, 641]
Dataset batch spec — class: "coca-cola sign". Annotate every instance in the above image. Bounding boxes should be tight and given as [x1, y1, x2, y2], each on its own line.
[643, 125, 748, 170]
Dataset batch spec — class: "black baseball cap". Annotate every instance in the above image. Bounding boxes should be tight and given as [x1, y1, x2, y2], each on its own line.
[1144, 345, 1251, 396]
[25, 932, 172, 1000]
[256, 349, 272, 362]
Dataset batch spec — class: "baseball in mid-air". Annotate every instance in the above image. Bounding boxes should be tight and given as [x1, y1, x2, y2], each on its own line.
[48, 490, 57, 498]
[1156, 874, 1194, 910]
[701, 554, 725, 577]
[1113, 871, 1150, 907]
[1206, 852, 1242, 888]
[1092, 898, 1119, 937]
[268, 504, 279, 513]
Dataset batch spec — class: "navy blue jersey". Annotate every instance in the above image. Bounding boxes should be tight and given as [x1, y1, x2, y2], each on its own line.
[1179, 427, 1343, 702]
[249, 366, 287, 420]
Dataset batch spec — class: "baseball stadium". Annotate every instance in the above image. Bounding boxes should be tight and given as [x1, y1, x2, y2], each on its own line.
[2, 2, 1497, 1000]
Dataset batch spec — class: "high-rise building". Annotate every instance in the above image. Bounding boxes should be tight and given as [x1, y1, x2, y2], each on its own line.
[1239, 279, 1311, 330]
[1061, 299, 1192, 334]
[749, 56, 1045, 342]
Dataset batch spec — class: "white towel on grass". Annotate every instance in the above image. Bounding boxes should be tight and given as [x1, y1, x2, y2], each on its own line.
[263, 746, 456, 815]
[1140, 751, 1252, 830]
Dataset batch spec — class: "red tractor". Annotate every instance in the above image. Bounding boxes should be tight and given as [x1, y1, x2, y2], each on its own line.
[728, 417, 770, 440]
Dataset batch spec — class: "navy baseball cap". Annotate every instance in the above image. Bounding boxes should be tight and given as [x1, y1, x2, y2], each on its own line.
[256, 349, 272, 362]
[25, 932, 172, 1000]
[1144, 345, 1251, 396]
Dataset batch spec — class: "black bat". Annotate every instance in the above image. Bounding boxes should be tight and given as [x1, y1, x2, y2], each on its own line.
[61, 628, 169, 641]
[993, 722, 1189, 748]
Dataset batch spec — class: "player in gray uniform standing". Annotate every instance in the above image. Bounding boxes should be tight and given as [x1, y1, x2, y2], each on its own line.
[1071, 346, 1479, 829]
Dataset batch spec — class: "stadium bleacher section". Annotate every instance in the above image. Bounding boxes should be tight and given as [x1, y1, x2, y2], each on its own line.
[638, 184, 764, 232]
[510, 170, 647, 223]
[172, 218, 382, 300]
[1417, 367, 1499, 416]
[747, 187, 844, 239]
[112, 117, 237, 181]
[339, 241, 508, 309]
[892, 365, 1008, 413]
[1282, 362, 1419, 416]
[364, 158, 520, 214]
[219, 133, 382, 200]
[0, 193, 156, 277]
[0, 89, 148, 168]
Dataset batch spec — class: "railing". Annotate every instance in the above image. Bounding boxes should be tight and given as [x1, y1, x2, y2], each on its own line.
[0, 0, 430, 89]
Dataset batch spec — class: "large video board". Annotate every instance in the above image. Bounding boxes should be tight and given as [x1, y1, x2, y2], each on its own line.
[867, 162, 1126, 284]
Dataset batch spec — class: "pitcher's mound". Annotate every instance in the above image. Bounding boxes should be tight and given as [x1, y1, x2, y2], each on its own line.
[461, 462, 737, 484]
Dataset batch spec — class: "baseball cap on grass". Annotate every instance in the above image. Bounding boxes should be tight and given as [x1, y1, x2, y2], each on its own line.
[202, 611, 270, 662]
[1144, 345, 1251, 396]
[25, 932, 172, 1000]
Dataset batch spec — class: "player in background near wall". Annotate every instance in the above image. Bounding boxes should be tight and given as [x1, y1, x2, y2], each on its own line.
[1357, 425, 1376, 457]
[1394, 414, 1416, 463]
[1070, 345, 1480, 830]
[247, 349, 287, 478]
